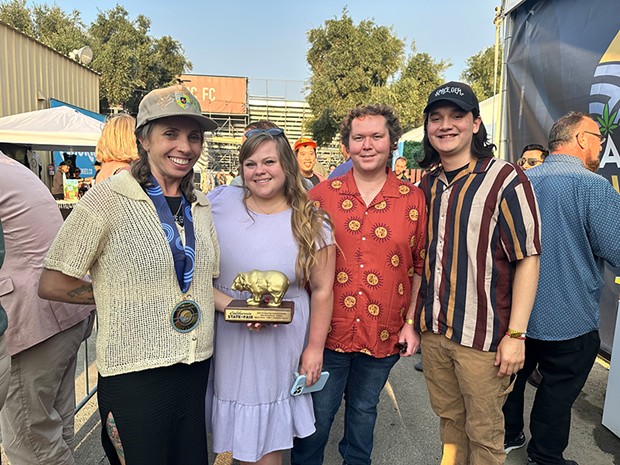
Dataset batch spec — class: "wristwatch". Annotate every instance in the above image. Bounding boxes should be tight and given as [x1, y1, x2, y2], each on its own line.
[505, 328, 526, 339]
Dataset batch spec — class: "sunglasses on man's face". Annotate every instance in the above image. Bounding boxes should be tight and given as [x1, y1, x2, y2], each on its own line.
[517, 157, 542, 167]
[244, 128, 284, 138]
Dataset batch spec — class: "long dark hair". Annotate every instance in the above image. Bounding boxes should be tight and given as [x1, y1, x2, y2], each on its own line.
[132, 121, 200, 202]
[419, 108, 495, 170]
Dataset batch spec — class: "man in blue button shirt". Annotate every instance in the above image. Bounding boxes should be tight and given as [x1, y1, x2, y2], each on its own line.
[503, 111, 620, 465]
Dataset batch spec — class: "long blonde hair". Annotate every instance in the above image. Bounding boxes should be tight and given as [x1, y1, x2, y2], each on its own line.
[239, 131, 333, 286]
[96, 114, 139, 163]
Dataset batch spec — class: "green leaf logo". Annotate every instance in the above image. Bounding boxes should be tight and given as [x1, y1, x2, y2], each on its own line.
[597, 103, 618, 137]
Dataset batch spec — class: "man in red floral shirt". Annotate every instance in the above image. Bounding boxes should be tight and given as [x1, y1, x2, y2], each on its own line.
[292, 104, 427, 465]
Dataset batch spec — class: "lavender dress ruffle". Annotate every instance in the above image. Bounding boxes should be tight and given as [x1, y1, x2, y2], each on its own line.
[207, 186, 324, 462]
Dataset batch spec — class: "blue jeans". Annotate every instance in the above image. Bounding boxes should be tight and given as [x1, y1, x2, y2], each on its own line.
[292, 349, 399, 465]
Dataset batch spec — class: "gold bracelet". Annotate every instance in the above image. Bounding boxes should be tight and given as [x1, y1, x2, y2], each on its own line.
[506, 328, 527, 339]
[404, 318, 414, 325]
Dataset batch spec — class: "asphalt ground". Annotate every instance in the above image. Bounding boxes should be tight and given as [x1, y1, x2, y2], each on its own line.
[2, 337, 619, 465]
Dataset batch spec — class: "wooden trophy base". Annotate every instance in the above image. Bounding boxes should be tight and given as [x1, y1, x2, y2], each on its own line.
[224, 300, 294, 324]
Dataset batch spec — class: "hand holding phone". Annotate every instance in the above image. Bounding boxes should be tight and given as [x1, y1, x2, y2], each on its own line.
[290, 371, 330, 396]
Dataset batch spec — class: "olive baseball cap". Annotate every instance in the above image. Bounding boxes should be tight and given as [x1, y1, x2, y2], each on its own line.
[424, 81, 480, 113]
[135, 85, 218, 132]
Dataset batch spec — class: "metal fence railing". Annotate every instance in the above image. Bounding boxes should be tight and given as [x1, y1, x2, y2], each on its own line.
[74, 321, 97, 414]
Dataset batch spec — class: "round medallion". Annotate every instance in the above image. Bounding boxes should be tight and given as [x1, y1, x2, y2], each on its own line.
[171, 300, 201, 333]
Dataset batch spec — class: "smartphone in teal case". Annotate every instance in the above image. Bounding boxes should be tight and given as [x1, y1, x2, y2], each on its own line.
[290, 371, 330, 396]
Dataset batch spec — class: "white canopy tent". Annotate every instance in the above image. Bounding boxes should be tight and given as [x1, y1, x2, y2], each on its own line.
[0, 106, 103, 152]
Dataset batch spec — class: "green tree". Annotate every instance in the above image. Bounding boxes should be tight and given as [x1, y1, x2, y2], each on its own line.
[0, 0, 34, 35]
[402, 140, 423, 168]
[306, 10, 404, 145]
[0, 1, 191, 114]
[460, 45, 502, 100]
[89, 6, 192, 113]
[88, 6, 154, 111]
[1, 1, 87, 57]
[383, 43, 449, 130]
[31, 4, 88, 53]
[305, 11, 448, 145]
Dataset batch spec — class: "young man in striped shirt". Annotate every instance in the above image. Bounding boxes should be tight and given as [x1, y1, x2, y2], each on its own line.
[414, 82, 542, 464]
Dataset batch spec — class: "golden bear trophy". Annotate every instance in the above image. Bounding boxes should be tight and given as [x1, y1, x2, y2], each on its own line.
[224, 270, 294, 324]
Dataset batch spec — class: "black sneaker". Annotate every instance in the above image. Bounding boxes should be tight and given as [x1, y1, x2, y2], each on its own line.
[504, 430, 526, 453]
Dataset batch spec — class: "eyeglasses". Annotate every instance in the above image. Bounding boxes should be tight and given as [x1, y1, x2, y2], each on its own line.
[517, 157, 542, 167]
[583, 131, 606, 144]
[244, 128, 284, 138]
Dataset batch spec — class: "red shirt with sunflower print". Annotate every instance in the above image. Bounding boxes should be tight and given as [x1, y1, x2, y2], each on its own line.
[310, 169, 427, 358]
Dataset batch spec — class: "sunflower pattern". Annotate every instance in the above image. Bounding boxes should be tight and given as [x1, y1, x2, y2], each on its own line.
[339, 197, 357, 213]
[345, 217, 363, 235]
[336, 269, 351, 287]
[372, 223, 391, 242]
[366, 301, 382, 319]
[378, 327, 392, 342]
[387, 250, 403, 270]
[310, 171, 427, 357]
[340, 294, 358, 312]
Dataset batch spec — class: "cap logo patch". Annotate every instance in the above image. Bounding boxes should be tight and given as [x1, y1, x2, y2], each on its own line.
[435, 86, 465, 98]
[175, 92, 191, 109]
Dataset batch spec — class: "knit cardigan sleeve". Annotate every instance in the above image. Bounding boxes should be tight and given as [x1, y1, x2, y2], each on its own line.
[44, 193, 107, 279]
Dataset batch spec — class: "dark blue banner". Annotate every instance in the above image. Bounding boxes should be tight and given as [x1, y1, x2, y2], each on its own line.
[505, 0, 620, 354]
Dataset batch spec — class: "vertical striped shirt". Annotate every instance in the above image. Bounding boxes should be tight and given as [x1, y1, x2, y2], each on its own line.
[415, 157, 541, 352]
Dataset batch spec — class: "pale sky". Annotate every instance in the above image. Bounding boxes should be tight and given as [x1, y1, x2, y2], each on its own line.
[47, 0, 501, 98]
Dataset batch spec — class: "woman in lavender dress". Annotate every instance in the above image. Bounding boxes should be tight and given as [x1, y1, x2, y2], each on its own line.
[208, 127, 335, 464]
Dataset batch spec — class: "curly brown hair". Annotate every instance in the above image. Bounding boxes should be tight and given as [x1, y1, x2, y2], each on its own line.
[339, 104, 402, 152]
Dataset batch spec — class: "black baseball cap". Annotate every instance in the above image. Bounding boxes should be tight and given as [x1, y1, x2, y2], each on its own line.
[424, 81, 480, 113]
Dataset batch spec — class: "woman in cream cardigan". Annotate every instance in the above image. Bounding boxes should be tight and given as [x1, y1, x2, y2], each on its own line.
[39, 85, 219, 465]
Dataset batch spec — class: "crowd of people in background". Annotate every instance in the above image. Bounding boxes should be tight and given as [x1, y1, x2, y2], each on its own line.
[0, 78, 618, 465]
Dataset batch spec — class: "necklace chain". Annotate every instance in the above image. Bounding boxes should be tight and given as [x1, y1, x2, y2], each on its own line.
[250, 195, 287, 215]
[174, 201, 182, 217]
[172, 199, 183, 225]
